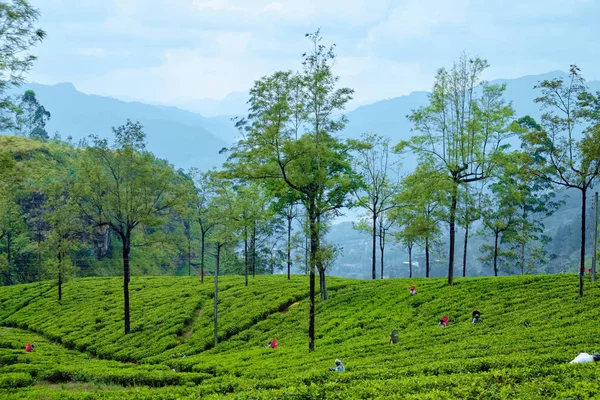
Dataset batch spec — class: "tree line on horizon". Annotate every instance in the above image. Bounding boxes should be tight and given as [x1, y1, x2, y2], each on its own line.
[1, 1, 600, 351]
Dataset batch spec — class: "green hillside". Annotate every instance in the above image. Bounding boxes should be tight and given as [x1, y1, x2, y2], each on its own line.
[1, 275, 600, 399]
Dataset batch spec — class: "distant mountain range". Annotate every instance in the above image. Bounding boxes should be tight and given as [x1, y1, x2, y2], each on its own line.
[4, 72, 598, 172]
[6, 83, 239, 171]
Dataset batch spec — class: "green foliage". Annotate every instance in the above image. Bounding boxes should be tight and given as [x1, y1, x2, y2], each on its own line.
[73, 120, 189, 333]
[478, 150, 561, 276]
[352, 133, 398, 279]
[226, 30, 361, 350]
[521, 66, 600, 293]
[14, 90, 51, 138]
[1, 275, 600, 398]
[0, 0, 46, 130]
[399, 53, 516, 284]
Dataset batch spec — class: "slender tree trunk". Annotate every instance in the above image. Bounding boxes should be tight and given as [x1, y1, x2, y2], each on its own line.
[214, 244, 221, 346]
[308, 201, 317, 353]
[593, 192, 598, 282]
[7, 230, 12, 285]
[252, 222, 256, 278]
[372, 211, 377, 279]
[520, 240, 525, 275]
[287, 215, 292, 280]
[305, 229, 309, 274]
[123, 231, 131, 334]
[408, 244, 413, 278]
[37, 234, 42, 281]
[425, 236, 430, 278]
[188, 239, 191, 276]
[316, 213, 327, 300]
[201, 232, 205, 283]
[379, 223, 385, 280]
[520, 208, 526, 275]
[493, 231, 499, 277]
[57, 251, 62, 302]
[580, 188, 586, 297]
[463, 217, 469, 277]
[319, 271, 328, 300]
[58, 270, 62, 301]
[244, 226, 248, 287]
[448, 182, 458, 285]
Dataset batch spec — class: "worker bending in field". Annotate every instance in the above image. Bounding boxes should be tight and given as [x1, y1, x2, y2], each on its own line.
[409, 286, 417, 295]
[472, 310, 482, 324]
[570, 352, 600, 363]
[389, 330, 400, 344]
[267, 338, 278, 349]
[329, 359, 345, 372]
[439, 316, 449, 327]
[25, 343, 34, 352]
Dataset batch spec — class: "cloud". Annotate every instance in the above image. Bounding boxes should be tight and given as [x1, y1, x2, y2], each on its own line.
[193, 0, 243, 11]
[78, 32, 298, 104]
[28, 0, 600, 111]
[361, 0, 469, 50]
[77, 47, 105, 57]
[336, 56, 432, 107]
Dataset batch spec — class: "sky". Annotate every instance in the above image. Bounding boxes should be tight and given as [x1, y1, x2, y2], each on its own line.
[27, 0, 600, 110]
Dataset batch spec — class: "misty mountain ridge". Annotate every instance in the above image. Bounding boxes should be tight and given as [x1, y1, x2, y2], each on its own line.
[5, 71, 598, 174]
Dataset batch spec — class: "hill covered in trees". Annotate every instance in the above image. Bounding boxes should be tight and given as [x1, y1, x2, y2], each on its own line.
[1, 274, 600, 398]
[7, 82, 236, 171]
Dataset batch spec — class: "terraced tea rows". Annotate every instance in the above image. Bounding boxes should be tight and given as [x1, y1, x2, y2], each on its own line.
[1, 274, 599, 399]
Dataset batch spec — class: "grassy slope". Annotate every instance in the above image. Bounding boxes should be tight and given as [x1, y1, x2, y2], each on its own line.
[1, 274, 600, 399]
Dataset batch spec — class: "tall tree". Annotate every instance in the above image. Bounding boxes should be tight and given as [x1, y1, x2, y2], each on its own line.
[457, 183, 483, 277]
[0, 148, 25, 285]
[395, 225, 418, 278]
[282, 202, 298, 280]
[206, 176, 238, 347]
[353, 133, 397, 279]
[377, 209, 396, 279]
[397, 54, 514, 285]
[227, 182, 270, 285]
[173, 169, 199, 277]
[0, 1, 46, 130]
[270, 190, 301, 280]
[74, 120, 185, 333]
[43, 194, 82, 301]
[190, 169, 216, 283]
[15, 90, 51, 138]
[227, 31, 358, 352]
[478, 188, 518, 277]
[506, 142, 562, 275]
[395, 163, 447, 277]
[521, 66, 600, 296]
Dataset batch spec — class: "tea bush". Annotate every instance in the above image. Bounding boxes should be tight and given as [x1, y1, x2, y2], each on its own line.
[1, 274, 600, 398]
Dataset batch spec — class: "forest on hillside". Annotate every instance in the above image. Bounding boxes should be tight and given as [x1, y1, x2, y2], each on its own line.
[1, 0, 600, 341]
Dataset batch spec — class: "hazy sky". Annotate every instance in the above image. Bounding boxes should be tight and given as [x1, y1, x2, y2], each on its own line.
[28, 0, 599, 108]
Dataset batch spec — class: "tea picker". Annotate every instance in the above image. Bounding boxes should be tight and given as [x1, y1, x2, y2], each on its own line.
[328, 359, 345, 372]
[389, 329, 400, 344]
[570, 352, 600, 363]
[266, 338, 278, 349]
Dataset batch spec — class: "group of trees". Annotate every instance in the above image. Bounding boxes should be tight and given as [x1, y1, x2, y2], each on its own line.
[392, 60, 600, 298]
[2, 0, 600, 352]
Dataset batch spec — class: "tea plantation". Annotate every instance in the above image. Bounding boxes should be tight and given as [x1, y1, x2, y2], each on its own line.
[1, 274, 600, 399]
